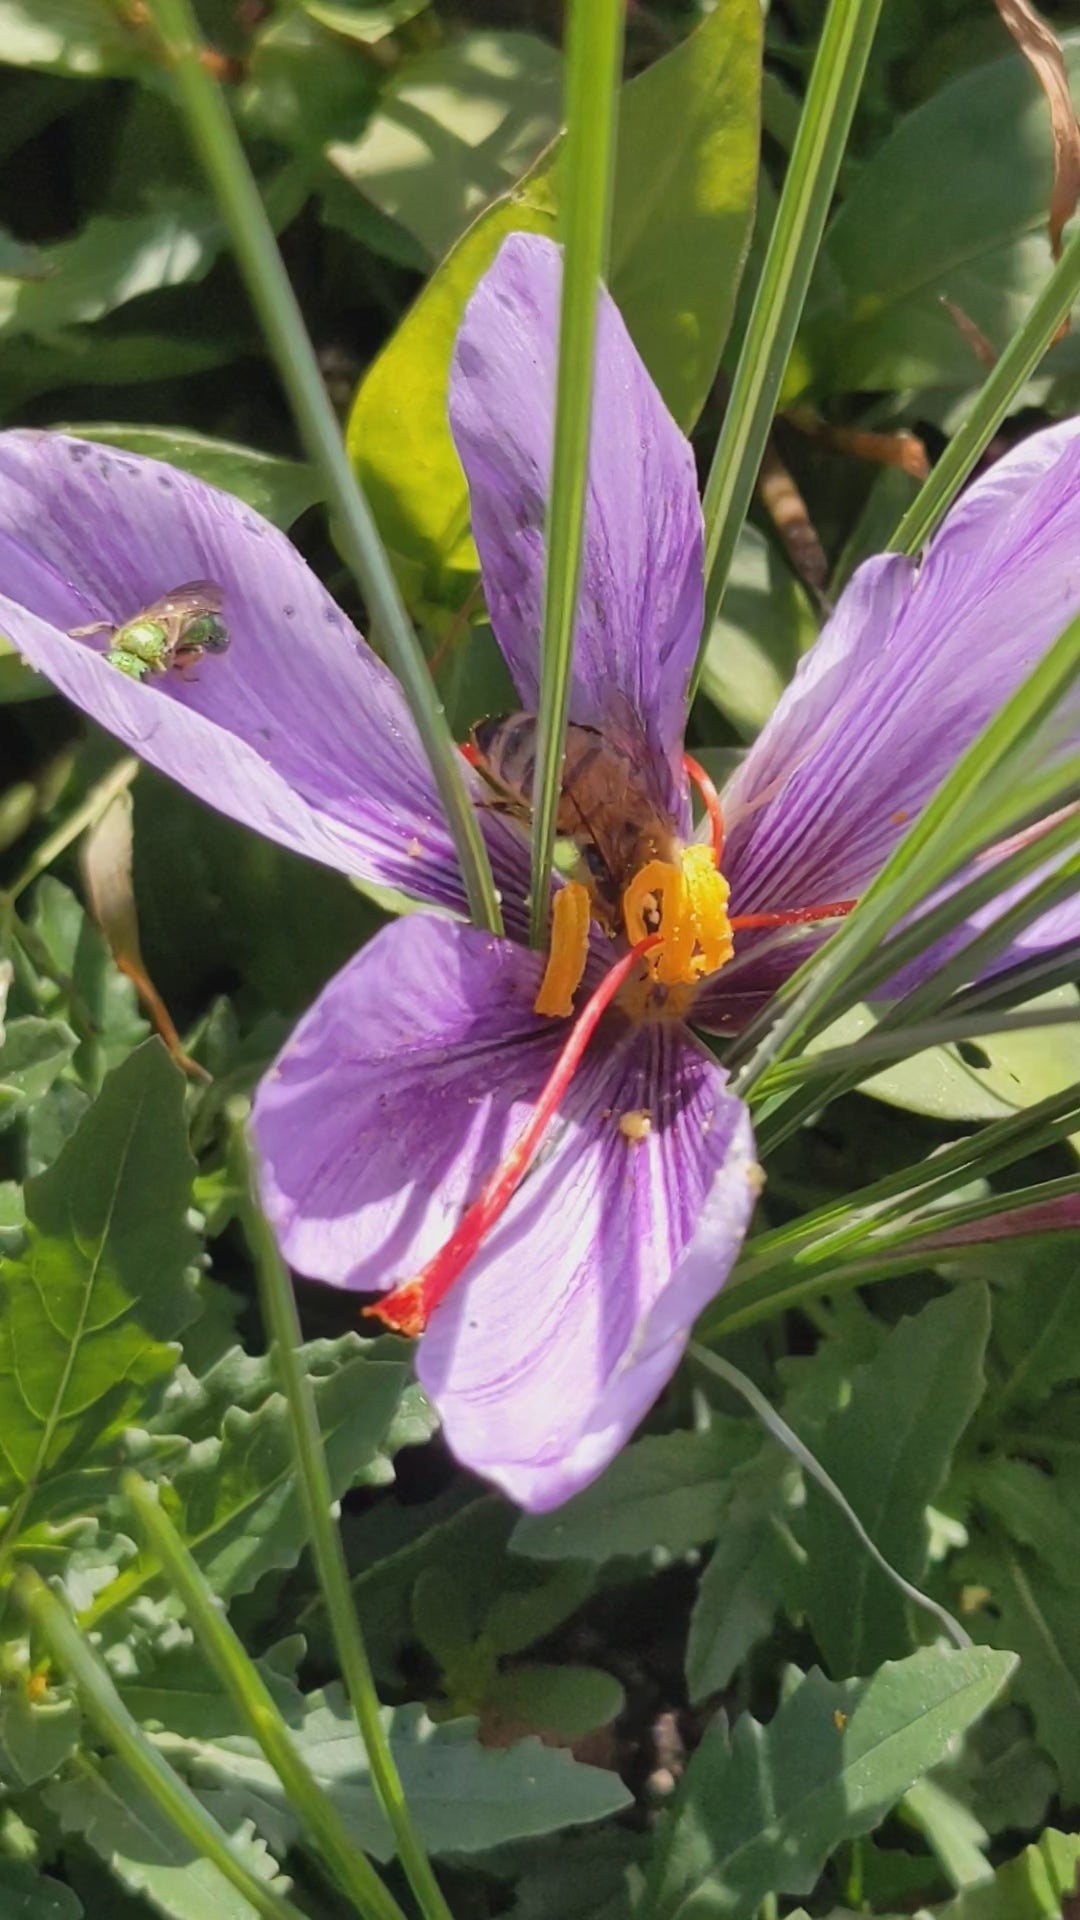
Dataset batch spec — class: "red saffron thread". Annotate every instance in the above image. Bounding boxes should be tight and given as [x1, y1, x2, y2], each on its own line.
[682, 752, 725, 865]
[365, 933, 662, 1338]
[729, 899, 857, 931]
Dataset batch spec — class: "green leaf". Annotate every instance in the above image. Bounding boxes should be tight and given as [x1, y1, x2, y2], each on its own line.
[485, 1665, 624, 1742]
[685, 1448, 793, 1701]
[0, 1683, 80, 1786]
[348, 0, 760, 606]
[168, 1691, 632, 1858]
[963, 1539, 1080, 1799]
[328, 33, 563, 263]
[901, 1776, 992, 1893]
[29, 877, 148, 1075]
[0, 0, 152, 77]
[989, 1243, 1080, 1411]
[644, 1646, 1016, 1920]
[974, 1456, 1080, 1594]
[302, 0, 429, 43]
[57, 428, 320, 531]
[812, 991, 1080, 1129]
[0, 1017, 77, 1133]
[699, 526, 817, 740]
[91, 1337, 433, 1611]
[935, 1830, 1080, 1920]
[511, 1421, 759, 1566]
[0, 198, 226, 340]
[802, 1287, 990, 1676]
[805, 33, 1080, 400]
[0, 1042, 198, 1528]
[0, 1861, 82, 1920]
[48, 1762, 284, 1920]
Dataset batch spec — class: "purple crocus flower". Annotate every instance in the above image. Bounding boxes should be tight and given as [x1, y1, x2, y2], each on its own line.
[3, 233, 1079, 1510]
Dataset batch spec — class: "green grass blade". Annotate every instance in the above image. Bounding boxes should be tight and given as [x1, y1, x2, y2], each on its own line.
[241, 1135, 454, 1920]
[889, 222, 1080, 559]
[124, 1475, 406, 1920]
[691, 0, 884, 692]
[15, 1571, 311, 1920]
[142, 0, 503, 937]
[528, 0, 625, 947]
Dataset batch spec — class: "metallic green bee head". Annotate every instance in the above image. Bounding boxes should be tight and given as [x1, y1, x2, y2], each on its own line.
[183, 613, 229, 654]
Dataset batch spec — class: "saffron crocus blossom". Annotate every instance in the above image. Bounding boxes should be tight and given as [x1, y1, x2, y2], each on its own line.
[3, 235, 1080, 1509]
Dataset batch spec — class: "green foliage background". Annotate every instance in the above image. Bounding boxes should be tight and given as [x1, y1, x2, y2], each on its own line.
[1, 0, 1080, 1915]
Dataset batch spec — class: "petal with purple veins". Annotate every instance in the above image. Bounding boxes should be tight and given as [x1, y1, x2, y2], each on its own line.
[721, 420, 1080, 922]
[450, 232, 704, 821]
[252, 912, 758, 1511]
[0, 430, 479, 911]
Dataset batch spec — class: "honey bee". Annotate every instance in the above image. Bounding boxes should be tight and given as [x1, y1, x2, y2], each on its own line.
[470, 710, 681, 929]
[70, 581, 228, 681]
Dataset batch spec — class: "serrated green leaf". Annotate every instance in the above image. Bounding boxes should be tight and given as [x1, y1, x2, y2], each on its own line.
[803, 1287, 990, 1676]
[348, 0, 760, 608]
[29, 877, 147, 1074]
[935, 1829, 1080, 1919]
[645, 1646, 1016, 1920]
[990, 1244, 1080, 1411]
[57, 428, 319, 531]
[328, 33, 562, 263]
[0, 1684, 80, 1786]
[901, 1776, 992, 1893]
[91, 1338, 433, 1611]
[685, 1448, 793, 1701]
[512, 1421, 758, 1566]
[963, 1538, 1080, 1800]
[167, 1691, 631, 1858]
[47, 1762, 284, 1920]
[0, 1860, 83, 1920]
[0, 1042, 198, 1536]
[974, 1457, 1080, 1593]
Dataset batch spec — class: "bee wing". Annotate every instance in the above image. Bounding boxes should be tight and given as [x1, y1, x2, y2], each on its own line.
[144, 580, 225, 621]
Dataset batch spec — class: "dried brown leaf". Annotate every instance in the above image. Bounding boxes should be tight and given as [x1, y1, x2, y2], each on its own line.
[996, 0, 1080, 259]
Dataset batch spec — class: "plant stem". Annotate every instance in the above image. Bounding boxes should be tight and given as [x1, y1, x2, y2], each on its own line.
[242, 1137, 454, 1920]
[124, 1476, 406, 1920]
[528, 0, 625, 948]
[142, 0, 502, 937]
[889, 222, 1080, 557]
[15, 1570, 311, 1920]
[692, 0, 883, 694]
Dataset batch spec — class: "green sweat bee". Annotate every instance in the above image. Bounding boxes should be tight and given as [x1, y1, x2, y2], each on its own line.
[70, 580, 229, 680]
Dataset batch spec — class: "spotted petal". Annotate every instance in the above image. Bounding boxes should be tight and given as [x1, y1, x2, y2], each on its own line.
[450, 232, 704, 822]
[253, 913, 758, 1511]
[0, 430, 479, 911]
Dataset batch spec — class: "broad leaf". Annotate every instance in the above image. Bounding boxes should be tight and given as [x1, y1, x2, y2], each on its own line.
[348, 0, 761, 608]
[0, 1017, 77, 1132]
[803, 34, 1080, 403]
[989, 1243, 1080, 1410]
[169, 1691, 631, 1858]
[0, 1042, 198, 1534]
[935, 1829, 1080, 1919]
[328, 33, 563, 263]
[0, 1861, 82, 1920]
[645, 1646, 1016, 1920]
[963, 1536, 1080, 1799]
[512, 1421, 759, 1565]
[58, 428, 320, 531]
[0, 0, 152, 77]
[685, 1448, 794, 1701]
[803, 1286, 990, 1675]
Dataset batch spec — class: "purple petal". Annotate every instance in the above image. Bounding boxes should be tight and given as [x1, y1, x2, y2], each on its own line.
[0, 430, 476, 910]
[449, 233, 703, 819]
[253, 913, 758, 1510]
[721, 420, 1080, 924]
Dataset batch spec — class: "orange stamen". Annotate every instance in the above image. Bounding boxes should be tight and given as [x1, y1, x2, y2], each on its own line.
[729, 898, 857, 931]
[682, 752, 725, 865]
[365, 934, 661, 1338]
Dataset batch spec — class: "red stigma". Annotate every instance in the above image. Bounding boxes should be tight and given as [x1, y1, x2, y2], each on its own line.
[365, 934, 661, 1338]
[682, 752, 725, 865]
[729, 899, 857, 931]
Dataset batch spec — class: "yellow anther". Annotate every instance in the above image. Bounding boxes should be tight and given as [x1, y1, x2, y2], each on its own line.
[534, 881, 591, 1017]
[621, 847, 734, 993]
[682, 844, 733, 976]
